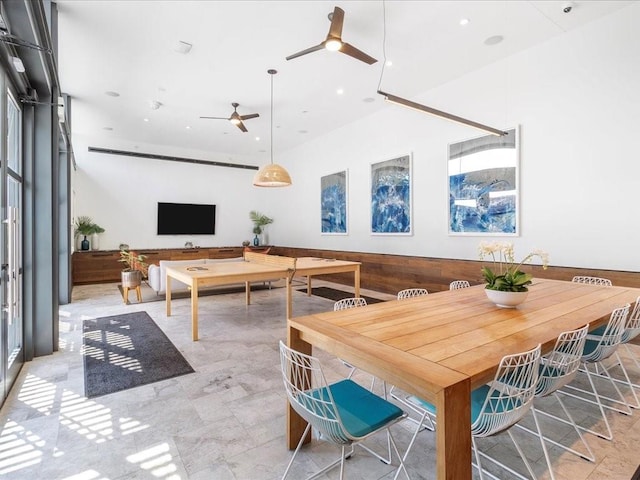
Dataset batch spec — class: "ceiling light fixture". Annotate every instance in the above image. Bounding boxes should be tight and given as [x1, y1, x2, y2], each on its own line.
[252, 69, 292, 187]
[377, 90, 507, 136]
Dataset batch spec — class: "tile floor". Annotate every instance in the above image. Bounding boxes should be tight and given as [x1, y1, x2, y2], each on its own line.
[0, 280, 639, 480]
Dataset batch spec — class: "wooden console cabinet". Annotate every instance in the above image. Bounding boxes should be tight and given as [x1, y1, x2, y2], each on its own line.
[72, 246, 244, 285]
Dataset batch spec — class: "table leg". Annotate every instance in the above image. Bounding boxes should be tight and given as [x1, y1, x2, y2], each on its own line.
[245, 281, 251, 305]
[287, 325, 312, 449]
[191, 281, 199, 341]
[307, 276, 312, 296]
[166, 275, 172, 316]
[436, 379, 471, 480]
[286, 275, 292, 320]
[354, 265, 361, 298]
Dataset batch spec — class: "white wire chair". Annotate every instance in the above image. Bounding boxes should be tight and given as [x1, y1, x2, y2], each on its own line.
[559, 304, 631, 440]
[393, 344, 542, 480]
[333, 297, 367, 310]
[449, 280, 471, 290]
[590, 297, 640, 409]
[397, 288, 429, 300]
[515, 325, 594, 480]
[571, 276, 613, 286]
[279, 341, 410, 480]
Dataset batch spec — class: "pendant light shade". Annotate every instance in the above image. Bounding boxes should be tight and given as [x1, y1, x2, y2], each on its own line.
[253, 69, 292, 187]
[253, 163, 292, 186]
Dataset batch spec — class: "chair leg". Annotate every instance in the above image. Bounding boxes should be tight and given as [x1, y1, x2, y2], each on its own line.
[529, 407, 555, 480]
[393, 410, 431, 480]
[596, 352, 640, 409]
[282, 423, 311, 480]
[472, 433, 536, 480]
[559, 362, 625, 440]
[563, 362, 633, 416]
[517, 392, 595, 463]
[624, 343, 640, 370]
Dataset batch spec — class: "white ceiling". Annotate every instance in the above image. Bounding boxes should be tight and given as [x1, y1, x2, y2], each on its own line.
[56, 0, 633, 161]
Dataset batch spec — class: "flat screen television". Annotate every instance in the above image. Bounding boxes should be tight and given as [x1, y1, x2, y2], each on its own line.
[157, 202, 216, 235]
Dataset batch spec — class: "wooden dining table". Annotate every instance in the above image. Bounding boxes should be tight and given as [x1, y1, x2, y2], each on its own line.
[287, 278, 640, 480]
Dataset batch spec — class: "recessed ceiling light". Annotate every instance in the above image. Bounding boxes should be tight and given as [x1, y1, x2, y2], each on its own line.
[258, 149, 266, 153]
[484, 35, 504, 46]
[459, 18, 470, 26]
[103, 127, 113, 131]
[299, 130, 308, 134]
[363, 97, 375, 103]
[105, 91, 120, 97]
[337, 88, 344, 95]
[302, 110, 309, 114]
[185, 125, 191, 130]
[143, 118, 149, 122]
[255, 137, 260, 141]
[385, 60, 393, 67]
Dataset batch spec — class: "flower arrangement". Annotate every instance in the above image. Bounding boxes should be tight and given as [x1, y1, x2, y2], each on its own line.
[479, 242, 549, 292]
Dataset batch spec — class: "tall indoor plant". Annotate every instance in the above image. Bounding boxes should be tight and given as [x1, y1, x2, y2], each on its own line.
[249, 210, 273, 246]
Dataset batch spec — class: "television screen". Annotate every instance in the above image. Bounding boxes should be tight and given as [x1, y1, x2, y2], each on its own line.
[157, 202, 216, 235]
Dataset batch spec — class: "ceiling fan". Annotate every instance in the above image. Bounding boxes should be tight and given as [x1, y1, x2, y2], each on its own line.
[286, 6, 377, 65]
[200, 102, 259, 132]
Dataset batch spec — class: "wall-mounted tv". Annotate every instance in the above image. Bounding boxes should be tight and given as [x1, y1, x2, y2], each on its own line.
[157, 202, 216, 235]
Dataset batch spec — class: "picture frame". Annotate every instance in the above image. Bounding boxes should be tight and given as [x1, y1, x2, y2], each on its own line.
[448, 127, 519, 236]
[370, 153, 412, 235]
[320, 170, 348, 234]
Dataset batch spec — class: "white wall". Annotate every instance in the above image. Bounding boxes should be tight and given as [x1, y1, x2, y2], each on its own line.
[73, 4, 640, 271]
[269, 3, 640, 271]
[72, 136, 278, 250]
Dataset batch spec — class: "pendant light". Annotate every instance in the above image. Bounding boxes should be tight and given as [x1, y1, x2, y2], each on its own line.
[253, 69, 292, 187]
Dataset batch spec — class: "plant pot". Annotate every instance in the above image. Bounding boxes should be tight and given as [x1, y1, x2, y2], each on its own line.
[485, 289, 528, 308]
[121, 270, 142, 288]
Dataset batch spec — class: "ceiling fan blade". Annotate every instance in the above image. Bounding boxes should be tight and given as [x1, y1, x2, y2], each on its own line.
[328, 6, 345, 39]
[236, 121, 248, 133]
[239, 113, 259, 121]
[286, 42, 325, 61]
[340, 42, 377, 65]
[199, 116, 229, 120]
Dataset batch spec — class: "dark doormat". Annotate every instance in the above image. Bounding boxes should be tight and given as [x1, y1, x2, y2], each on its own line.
[82, 311, 194, 398]
[298, 286, 385, 305]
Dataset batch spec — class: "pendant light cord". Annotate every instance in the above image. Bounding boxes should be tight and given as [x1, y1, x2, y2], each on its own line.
[377, 0, 388, 91]
[270, 71, 274, 165]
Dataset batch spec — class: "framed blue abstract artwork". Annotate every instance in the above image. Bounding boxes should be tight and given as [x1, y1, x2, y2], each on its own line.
[321, 170, 348, 234]
[448, 127, 519, 235]
[370, 154, 412, 235]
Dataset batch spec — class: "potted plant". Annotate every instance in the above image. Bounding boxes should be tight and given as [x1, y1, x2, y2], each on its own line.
[89, 223, 105, 251]
[249, 210, 273, 246]
[118, 249, 148, 290]
[74, 216, 94, 250]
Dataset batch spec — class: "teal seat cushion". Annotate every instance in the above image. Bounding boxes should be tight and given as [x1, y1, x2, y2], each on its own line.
[583, 338, 601, 356]
[589, 325, 607, 336]
[408, 384, 507, 424]
[309, 379, 404, 438]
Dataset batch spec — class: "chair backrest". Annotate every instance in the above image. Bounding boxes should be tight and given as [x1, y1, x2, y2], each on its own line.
[537, 324, 589, 397]
[279, 341, 350, 445]
[622, 296, 640, 344]
[334, 297, 367, 311]
[583, 304, 630, 362]
[449, 280, 471, 290]
[397, 288, 429, 300]
[571, 275, 612, 286]
[472, 344, 541, 438]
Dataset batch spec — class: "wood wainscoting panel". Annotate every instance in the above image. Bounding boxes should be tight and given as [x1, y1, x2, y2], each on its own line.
[271, 247, 640, 295]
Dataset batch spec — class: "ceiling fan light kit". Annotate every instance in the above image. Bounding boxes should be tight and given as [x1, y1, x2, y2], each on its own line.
[200, 102, 259, 133]
[377, 90, 508, 137]
[286, 6, 378, 65]
[253, 69, 292, 188]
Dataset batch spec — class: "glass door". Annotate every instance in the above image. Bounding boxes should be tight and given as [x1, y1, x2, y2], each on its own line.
[1, 91, 23, 404]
